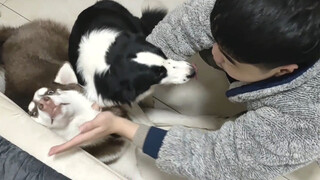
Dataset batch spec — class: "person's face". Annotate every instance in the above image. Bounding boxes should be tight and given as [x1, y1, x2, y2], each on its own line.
[211, 43, 298, 83]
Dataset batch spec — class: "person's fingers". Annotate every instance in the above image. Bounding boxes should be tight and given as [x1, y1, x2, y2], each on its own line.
[48, 127, 103, 156]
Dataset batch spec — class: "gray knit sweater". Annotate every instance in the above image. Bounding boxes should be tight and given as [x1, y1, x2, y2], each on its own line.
[146, 0, 215, 61]
[137, 0, 320, 179]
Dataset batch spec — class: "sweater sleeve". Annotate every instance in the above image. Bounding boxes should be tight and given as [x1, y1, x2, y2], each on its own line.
[146, 0, 216, 61]
[141, 107, 320, 180]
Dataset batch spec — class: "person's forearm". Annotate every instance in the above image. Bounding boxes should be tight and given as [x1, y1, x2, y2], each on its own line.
[114, 117, 140, 141]
[146, 0, 216, 61]
[114, 118, 168, 159]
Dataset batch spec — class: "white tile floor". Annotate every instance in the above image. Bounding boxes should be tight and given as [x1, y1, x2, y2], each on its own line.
[1, 0, 320, 179]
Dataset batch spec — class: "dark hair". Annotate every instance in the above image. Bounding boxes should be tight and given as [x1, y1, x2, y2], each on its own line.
[210, 0, 320, 69]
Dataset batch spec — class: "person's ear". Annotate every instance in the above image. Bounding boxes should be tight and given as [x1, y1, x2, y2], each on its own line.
[274, 64, 298, 77]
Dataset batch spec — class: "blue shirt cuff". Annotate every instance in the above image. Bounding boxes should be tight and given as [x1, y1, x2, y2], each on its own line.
[142, 126, 167, 159]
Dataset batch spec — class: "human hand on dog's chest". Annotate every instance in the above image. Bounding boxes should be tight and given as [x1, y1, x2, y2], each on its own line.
[48, 111, 138, 156]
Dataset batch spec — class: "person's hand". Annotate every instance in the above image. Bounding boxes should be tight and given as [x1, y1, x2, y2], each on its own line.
[48, 111, 119, 156]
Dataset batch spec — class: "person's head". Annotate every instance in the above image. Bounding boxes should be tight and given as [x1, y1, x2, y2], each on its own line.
[210, 0, 320, 82]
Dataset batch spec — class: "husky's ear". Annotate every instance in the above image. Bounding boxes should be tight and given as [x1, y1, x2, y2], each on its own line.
[54, 62, 78, 85]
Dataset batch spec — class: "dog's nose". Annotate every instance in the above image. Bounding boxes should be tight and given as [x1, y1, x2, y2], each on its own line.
[186, 63, 197, 79]
[38, 103, 44, 110]
[38, 96, 53, 111]
[187, 68, 196, 78]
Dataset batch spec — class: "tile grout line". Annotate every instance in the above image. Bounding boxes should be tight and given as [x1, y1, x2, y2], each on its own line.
[1, 3, 31, 22]
[282, 176, 290, 180]
[152, 95, 181, 114]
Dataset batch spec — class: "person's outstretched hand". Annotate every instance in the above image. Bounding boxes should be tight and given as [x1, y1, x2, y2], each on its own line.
[48, 109, 139, 156]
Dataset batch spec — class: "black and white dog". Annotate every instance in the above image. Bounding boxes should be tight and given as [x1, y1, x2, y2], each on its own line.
[68, 0, 196, 107]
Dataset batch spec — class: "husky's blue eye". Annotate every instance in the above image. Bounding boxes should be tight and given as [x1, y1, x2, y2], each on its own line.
[47, 90, 55, 95]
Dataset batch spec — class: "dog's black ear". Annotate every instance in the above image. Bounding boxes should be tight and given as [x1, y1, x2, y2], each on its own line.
[54, 62, 78, 85]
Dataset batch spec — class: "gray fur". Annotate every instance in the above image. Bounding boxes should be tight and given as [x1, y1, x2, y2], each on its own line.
[0, 20, 70, 110]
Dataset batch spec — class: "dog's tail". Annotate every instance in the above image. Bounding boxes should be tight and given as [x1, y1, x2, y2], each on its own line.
[0, 26, 15, 93]
[140, 1, 167, 36]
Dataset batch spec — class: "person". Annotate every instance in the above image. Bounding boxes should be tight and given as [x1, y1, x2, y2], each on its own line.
[49, 0, 320, 179]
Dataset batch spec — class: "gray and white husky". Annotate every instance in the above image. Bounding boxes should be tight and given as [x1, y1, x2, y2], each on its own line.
[28, 63, 144, 180]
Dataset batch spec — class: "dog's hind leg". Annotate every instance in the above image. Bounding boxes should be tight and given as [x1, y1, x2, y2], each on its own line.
[109, 143, 144, 180]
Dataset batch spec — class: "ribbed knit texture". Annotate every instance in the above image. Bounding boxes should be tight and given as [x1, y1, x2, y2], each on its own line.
[146, 0, 320, 178]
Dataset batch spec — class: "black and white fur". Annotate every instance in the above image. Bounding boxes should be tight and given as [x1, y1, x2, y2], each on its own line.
[68, 0, 196, 107]
[28, 63, 144, 180]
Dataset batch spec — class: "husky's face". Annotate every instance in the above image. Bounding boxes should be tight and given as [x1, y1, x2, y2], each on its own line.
[28, 63, 95, 129]
[28, 85, 93, 129]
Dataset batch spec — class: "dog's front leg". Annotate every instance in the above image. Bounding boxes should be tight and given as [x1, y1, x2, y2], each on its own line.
[109, 142, 144, 180]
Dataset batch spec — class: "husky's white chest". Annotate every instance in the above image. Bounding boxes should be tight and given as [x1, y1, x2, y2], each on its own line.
[53, 111, 97, 141]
